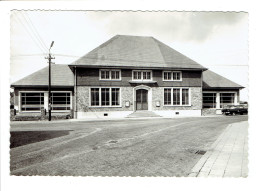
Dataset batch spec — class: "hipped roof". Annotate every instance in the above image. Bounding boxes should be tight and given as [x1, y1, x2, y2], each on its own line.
[11, 64, 74, 87]
[69, 35, 207, 70]
[202, 70, 244, 89]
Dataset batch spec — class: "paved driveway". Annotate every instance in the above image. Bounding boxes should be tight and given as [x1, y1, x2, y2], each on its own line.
[10, 116, 248, 176]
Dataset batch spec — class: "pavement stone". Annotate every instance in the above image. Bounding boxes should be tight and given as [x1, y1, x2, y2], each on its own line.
[189, 120, 248, 177]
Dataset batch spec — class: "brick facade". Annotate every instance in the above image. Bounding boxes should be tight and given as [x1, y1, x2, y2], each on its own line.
[151, 87, 202, 110]
[76, 86, 202, 113]
[77, 86, 134, 112]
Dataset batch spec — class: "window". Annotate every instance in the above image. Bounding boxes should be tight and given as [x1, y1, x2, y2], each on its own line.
[51, 92, 71, 111]
[90, 88, 120, 107]
[163, 72, 171, 80]
[100, 69, 121, 80]
[111, 71, 120, 80]
[101, 88, 110, 106]
[173, 88, 180, 105]
[111, 88, 120, 106]
[164, 88, 171, 105]
[91, 88, 100, 106]
[163, 71, 182, 81]
[203, 93, 216, 108]
[182, 89, 189, 105]
[163, 88, 190, 106]
[220, 93, 235, 108]
[132, 70, 152, 81]
[21, 92, 44, 111]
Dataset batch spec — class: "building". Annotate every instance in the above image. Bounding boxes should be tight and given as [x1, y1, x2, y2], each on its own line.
[11, 35, 244, 119]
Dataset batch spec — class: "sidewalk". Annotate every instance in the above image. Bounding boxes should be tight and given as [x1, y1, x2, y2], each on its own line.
[188, 121, 248, 177]
[10, 115, 226, 125]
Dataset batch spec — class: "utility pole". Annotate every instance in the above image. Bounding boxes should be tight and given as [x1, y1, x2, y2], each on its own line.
[45, 41, 55, 121]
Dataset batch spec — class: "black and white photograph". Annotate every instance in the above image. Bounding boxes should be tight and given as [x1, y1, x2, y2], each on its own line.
[8, 10, 249, 177]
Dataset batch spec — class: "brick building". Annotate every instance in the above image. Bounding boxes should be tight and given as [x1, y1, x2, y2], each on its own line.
[11, 35, 244, 119]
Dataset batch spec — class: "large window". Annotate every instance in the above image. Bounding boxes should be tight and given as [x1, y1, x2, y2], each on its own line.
[100, 69, 121, 80]
[164, 88, 171, 105]
[203, 93, 216, 108]
[220, 93, 235, 108]
[51, 92, 71, 111]
[133, 70, 152, 81]
[21, 92, 44, 111]
[163, 71, 182, 81]
[90, 88, 120, 107]
[163, 88, 190, 106]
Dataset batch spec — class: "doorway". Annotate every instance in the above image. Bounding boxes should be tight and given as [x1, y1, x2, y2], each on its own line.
[136, 89, 148, 110]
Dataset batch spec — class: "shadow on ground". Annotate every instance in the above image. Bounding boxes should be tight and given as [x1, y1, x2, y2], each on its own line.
[10, 130, 72, 148]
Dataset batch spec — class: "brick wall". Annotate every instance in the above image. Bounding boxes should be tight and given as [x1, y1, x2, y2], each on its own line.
[77, 86, 134, 112]
[151, 87, 202, 110]
[77, 68, 202, 87]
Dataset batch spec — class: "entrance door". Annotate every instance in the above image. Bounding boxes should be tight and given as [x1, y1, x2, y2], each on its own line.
[136, 89, 148, 110]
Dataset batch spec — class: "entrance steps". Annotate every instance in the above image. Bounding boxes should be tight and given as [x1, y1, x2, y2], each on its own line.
[126, 111, 161, 118]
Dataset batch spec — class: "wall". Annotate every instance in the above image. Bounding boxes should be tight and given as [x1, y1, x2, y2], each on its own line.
[77, 68, 202, 87]
[76, 86, 134, 118]
[13, 87, 74, 113]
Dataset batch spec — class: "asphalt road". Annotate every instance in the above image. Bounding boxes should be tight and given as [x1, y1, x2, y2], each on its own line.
[10, 116, 248, 176]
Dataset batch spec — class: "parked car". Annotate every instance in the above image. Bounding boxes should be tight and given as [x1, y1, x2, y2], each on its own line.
[221, 105, 248, 115]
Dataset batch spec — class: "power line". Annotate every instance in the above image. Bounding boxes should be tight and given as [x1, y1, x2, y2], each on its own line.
[12, 12, 47, 54]
[20, 11, 48, 52]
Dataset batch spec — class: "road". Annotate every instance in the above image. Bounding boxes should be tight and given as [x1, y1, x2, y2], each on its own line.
[10, 116, 248, 176]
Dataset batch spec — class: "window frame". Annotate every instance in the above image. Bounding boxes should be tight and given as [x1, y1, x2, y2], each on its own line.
[19, 91, 72, 112]
[99, 69, 121, 81]
[163, 87, 191, 106]
[132, 70, 153, 81]
[202, 92, 217, 109]
[20, 92, 44, 112]
[50, 92, 72, 111]
[162, 71, 182, 81]
[220, 92, 236, 108]
[89, 87, 122, 108]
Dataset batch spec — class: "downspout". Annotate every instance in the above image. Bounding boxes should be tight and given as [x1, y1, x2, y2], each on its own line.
[201, 70, 204, 116]
[74, 66, 77, 119]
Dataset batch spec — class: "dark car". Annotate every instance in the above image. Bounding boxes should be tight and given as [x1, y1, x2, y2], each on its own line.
[222, 105, 248, 115]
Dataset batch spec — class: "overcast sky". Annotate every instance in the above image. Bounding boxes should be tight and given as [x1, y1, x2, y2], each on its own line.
[10, 11, 248, 100]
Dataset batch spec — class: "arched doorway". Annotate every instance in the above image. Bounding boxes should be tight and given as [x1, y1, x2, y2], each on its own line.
[133, 85, 152, 111]
[136, 89, 148, 110]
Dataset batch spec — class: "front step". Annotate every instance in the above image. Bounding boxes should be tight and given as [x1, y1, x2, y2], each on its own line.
[126, 111, 161, 118]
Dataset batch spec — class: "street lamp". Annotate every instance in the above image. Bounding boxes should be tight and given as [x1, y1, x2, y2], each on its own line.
[48, 41, 54, 121]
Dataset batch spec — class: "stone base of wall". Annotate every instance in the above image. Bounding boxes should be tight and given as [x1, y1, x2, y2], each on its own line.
[77, 111, 133, 119]
[154, 110, 201, 117]
[201, 109, 223, 115]
[11, 112, 72, 121]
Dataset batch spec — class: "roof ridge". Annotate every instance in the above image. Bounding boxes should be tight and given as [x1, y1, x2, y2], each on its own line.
[151, 37, 167, 64]
[70, 35, 120, 65]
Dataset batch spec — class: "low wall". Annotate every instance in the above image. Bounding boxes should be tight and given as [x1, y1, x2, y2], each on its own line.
[77, 111, 133, 119]
[10, 109, 73, 121]
[154, 110, 201, 117]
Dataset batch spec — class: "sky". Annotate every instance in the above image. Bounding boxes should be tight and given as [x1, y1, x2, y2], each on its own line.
[10, 11, 248, 100]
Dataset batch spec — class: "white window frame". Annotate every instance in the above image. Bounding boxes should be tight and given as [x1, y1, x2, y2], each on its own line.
[162, 71, 182, 81]
[19, 91, 72, 112]
[50, 91, 72, 112]
[89, 87, 122, 108]
[99, 69, 121, 81]
[163, 87, 191, 106]
[202, 92, 217, 109]
[203, 91, 238, 109]
[219, 92, 236, 108]
[132, 70, 153, 81]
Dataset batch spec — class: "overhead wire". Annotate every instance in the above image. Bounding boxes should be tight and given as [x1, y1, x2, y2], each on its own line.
[12, 11, 47, 54]
[20, 11, 48, 53]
